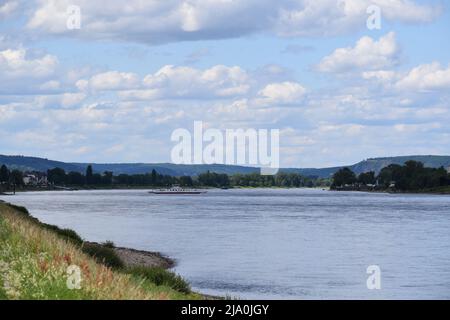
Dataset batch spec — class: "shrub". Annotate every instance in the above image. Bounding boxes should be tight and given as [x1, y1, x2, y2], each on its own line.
[6, 204, 30, 216]
[5, 202, 83, 245]
[41, 223, 83, 246]
[127, 266, 191, 294]
[82, 242, 124, 270]
[103, 240, 115, 248]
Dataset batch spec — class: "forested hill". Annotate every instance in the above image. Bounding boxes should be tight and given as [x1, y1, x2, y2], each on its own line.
[1, 154, 449, 178]
[348, 156, 450, 175]
[0, 155, 259, 176]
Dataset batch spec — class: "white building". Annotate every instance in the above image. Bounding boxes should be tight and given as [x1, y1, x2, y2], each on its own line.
[23, 173, 48, 186]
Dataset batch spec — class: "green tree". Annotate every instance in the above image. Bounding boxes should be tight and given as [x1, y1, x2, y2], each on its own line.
[10, 170, 24, 187]
[102, 171, 113, 185]
[151, 169, 157, 185]
[377, 164, 403, 187]
[0, 164, 10, 184]
[47, 168, 67, 185]
[332, 168, 357, 188]
[67, 171, 85, 185]
[179, 176, 193, 187]
[358, 171, 376, 185]
[86, 165, 93, 185]
[376, 161, 450, 191]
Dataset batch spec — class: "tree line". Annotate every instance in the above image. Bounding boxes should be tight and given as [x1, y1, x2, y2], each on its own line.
[331, 161, 450, 191]
[49, 166, 321, 188]
[1, 163, 325, 189]
[47, 165, 178, 187]
[0, 164, 24, 189]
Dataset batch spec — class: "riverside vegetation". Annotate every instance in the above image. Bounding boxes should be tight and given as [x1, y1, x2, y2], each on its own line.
[0, 164, 327, 192]
[331, 160, 450, 193]
[2, 160, 448, 194]
[0, 201, 198, 300]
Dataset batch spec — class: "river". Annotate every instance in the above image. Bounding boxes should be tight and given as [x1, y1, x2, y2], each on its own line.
[4, 188, 450, 299]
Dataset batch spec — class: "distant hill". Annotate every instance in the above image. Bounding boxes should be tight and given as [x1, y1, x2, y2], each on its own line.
[0, 155, 259, 176]
[276, 156, 450, 178]
[1, 154, 449, 178]
[348, 155, 450, 175]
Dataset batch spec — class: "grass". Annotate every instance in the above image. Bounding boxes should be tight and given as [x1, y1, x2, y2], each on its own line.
[127, 266, 191, 294]
[0, 202, 201, 300]
[81, 242, 124, 270]
[4, 202, 83, 245]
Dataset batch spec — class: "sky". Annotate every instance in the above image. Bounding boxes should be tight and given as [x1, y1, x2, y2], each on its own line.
[0, 0, 449, 168]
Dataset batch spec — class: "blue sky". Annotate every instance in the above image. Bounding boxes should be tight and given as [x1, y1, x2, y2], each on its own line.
[0, 0, 449, 167]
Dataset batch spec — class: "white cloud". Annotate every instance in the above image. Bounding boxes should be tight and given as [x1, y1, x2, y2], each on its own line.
[0, 47, 58, 78]
[39, 80, 61, 91]
[359, 62, 450, 94]
[362, 70, 396, 82]
[87, 71, 140, 91]
[0, 46, 66, 95]
[395, 62, 450, 92]
[277, 0, 440, 37]
[120, 65, 250, 100]
[33, 92, 87, 109]
[317, 32, 399, 73]
[258, 81, 306, 104]
[0, 0, 18, 17]
[60, 92, 87, 107]
[25, 0, 441, 44]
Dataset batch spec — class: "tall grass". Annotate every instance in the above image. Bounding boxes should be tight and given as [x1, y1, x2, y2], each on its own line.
[127, 266, 191, 294]
[81, 243, 124, 270]
[0, 203, 200, 300]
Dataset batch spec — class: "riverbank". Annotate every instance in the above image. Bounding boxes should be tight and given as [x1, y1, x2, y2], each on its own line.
[331, 186, 450, 195]
[0, 200, 203, 300]
[85, 241, 175, 269]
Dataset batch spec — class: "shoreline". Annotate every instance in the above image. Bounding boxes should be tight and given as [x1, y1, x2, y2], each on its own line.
[8, 186, 450, 196]
[330, 188, 450, 195]
[0, 201, 203, 299]
[0, 199, 220, 299]
[0, 199, 176, 270]
[85, 241, 175, 270]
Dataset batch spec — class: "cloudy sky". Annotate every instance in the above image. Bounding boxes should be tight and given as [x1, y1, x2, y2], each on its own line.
[0, 0, 449, 168]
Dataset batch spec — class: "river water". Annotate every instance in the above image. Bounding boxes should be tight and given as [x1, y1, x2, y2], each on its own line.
[3, 188, 450, 299]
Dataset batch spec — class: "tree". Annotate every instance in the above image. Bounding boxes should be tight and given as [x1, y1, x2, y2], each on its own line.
[151, 169, 158, 185]
[67, 171, 85, 185]
[0, 164, 10, 184]
[180, 176, 193, 187]
[358, 171, 376, 185]
[332, 168, 357, 188]
[102, 171, 113, 185]
[376, 161, 450, 191]
[377, 164, 402, 187]
[86, 165, 93, 185]
[10, 170, 24, 187]
[92, 173, 103, 185]
[47, 168, 67, 185]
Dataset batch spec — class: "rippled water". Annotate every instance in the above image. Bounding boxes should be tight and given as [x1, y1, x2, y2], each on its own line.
[3, 188, 450, 299]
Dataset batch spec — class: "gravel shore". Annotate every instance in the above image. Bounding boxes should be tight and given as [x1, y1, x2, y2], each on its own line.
[85, 241, 175, 269]
[113, 246, 175, 269]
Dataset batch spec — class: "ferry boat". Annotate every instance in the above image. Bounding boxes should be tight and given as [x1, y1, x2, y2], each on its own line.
[149, 185, 206, 195]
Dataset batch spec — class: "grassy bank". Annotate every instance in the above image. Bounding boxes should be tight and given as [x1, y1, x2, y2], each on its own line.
[0, 202, 201, 300]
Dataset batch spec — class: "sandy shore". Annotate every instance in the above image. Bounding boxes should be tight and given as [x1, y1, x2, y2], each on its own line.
[85, 241, 175, 269]
[113, 245, 175, 269]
